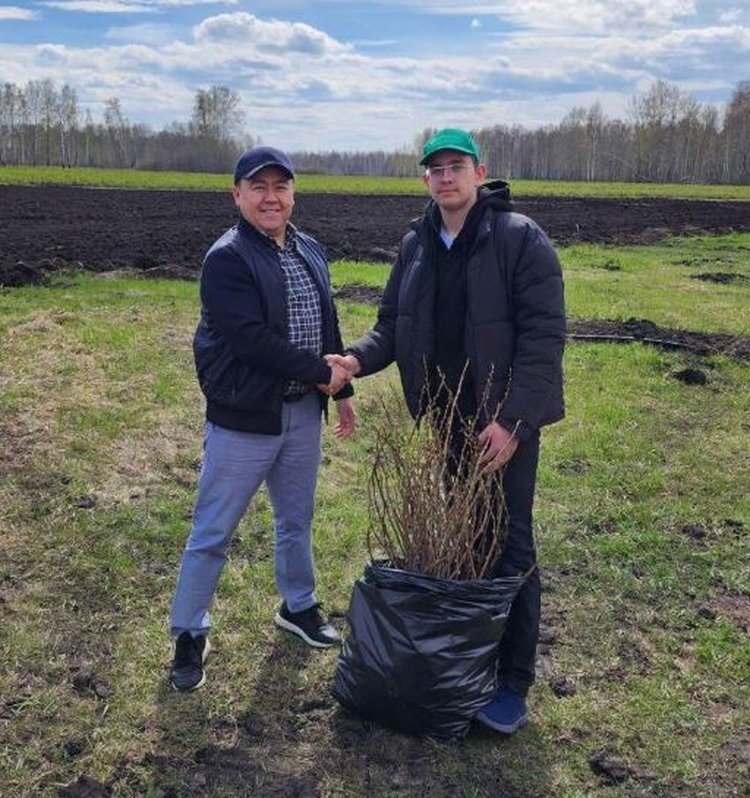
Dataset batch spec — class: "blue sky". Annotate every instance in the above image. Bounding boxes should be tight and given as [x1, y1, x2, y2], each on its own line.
[0, 1, 748, 152]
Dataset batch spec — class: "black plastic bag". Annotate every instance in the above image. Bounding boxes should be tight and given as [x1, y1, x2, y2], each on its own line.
[331, 562, 525, 741]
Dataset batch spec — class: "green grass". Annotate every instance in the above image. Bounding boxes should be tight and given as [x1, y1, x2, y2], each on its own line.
[330, 260, 393, 288]
[562, 232, 750, 333]
[0, 234, 748, 797]
[2, 165, 750, 199]
[0, 166, 426, 193]
[330, 233, 750, 336]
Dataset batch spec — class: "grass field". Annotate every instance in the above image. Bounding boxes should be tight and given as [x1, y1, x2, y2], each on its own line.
[0, 233, 748, 797]
[2, 164, 750, 200]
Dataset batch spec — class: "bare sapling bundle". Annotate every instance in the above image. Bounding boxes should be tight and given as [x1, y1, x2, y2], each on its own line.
[367, 375, 506, 580]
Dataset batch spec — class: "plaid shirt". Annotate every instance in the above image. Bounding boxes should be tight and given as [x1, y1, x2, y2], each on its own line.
[277, 228, 323, 397]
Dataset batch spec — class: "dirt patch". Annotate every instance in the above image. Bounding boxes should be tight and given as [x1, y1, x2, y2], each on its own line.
[58, 774, 111, 797]
[334, 284, 383, 304]
[567, 317, 750, 363]
[691, 272, 748, 284]
[707, 592, 750, 632]
[0, 419, 37, 479]
[588, 749, 656, 786]
[672, 367, 708, 384]
[3, 185, 750, 286]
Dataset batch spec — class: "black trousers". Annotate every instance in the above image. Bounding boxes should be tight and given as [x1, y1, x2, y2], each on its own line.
[492, 431, 541, 695]
[446, 424, 541, 695]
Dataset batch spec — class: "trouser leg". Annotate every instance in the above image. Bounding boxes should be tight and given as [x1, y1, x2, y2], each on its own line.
[265, 394, 322, 613]
[442, 418, 504, 575]
[493, 431, 541, 695]
[441, 418, 542, 693]
[169, 422, 280, 637]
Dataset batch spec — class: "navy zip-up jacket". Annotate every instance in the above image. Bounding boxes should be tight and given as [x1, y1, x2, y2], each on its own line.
[193, 217, 353, 434]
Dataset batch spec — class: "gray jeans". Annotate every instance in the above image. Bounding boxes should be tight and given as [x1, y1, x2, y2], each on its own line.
[170, 393, 322, 637]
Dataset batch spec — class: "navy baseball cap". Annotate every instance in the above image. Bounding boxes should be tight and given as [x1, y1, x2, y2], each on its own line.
[234, 146, 295, 184]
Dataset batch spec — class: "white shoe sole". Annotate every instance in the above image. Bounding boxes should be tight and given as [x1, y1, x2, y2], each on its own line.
[475, 710, 528, 734]
[274, 613, 339, 649]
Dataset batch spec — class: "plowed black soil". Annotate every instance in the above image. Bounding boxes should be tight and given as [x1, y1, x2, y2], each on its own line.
[2, 184, 750, 287]
[3, 184, 749, 362]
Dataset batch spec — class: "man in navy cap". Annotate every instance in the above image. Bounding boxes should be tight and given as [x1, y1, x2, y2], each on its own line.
[332, 128, 566, 734]
[168, 145, 355, 691]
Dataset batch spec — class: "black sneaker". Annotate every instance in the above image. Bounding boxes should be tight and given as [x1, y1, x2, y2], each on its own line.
[274, 602, 340, 648]
[170, 631, 210, 692]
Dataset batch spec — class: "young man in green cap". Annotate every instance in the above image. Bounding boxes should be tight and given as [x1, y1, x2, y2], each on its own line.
[332, 128, 566, 733]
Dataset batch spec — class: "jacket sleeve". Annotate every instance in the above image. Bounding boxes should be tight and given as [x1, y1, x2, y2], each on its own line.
[200, 245, 331, 386]
[497, 220, 566, 437]
[345, 232, 415, 376]
[330, 292, 354, 401]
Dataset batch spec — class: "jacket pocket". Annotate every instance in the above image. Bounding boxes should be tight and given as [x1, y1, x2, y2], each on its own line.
[194, 323, 236, 401]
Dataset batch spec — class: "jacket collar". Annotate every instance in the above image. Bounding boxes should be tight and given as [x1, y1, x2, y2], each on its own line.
[238, 217, 298, 250]
[417, 179, 515, 243]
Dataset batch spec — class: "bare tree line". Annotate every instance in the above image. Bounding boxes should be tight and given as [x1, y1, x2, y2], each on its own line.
[456, 79, 749, 184]
[0, 80, 251, 173]
[1, 78, 749, 183]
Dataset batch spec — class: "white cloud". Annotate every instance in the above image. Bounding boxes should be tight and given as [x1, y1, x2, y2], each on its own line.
[470, 18, 481, 29]
[193, 12, 351, 55]
[157, 0, 239, 5]
[0, 5, 40, 18]
[40, 1, 155, 12]
[40, 0, 236, 11]
[351, 39, 398, 47]
[429, 0, 697, 31]
[718, 7, 742, 23]
[105, 22, 180, 44]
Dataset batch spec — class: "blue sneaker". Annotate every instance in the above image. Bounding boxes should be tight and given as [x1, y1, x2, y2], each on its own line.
[475, 686, 529, 734]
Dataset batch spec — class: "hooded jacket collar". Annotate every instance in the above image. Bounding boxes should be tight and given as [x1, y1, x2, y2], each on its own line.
[418, 179, 515, 245]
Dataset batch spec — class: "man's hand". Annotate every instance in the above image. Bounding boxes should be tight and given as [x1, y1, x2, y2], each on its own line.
[333, 397, 356, 439]
[325, 353, 361, 377]
[477, 421, 519, 473]
[317, 361, 352, 395]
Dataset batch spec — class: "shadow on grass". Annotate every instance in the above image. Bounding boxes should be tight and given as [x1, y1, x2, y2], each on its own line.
[94, 635, 555, 798]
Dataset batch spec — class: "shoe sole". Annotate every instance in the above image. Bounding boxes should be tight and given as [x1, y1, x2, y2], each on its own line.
[274, 613, 339, 649]
[170, 637, 211, 692]
[475, 711, 529, 734]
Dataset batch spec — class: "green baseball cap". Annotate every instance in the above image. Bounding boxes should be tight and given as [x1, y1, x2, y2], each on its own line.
[420, 128, 480, 165]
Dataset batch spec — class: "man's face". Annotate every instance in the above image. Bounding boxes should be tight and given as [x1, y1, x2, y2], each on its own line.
[422, 150, 486, 214]
[233, 166, 294, 240]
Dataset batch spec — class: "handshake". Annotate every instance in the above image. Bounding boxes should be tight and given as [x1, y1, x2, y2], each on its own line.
[317, 353, 361, 396]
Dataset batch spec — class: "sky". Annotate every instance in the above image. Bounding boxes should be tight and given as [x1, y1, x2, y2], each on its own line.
[0, 0, 748, 152]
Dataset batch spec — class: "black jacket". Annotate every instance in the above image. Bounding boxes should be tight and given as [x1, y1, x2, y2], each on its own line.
[347, 181, 565, 438]
[193, 217, 353, 434]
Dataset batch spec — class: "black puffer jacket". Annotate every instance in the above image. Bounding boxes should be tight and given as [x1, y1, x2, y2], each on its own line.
[193, 218, 353, 434]
[347, 181, 565, 437]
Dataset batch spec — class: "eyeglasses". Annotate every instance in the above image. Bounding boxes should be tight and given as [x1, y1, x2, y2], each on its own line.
[425, 163, 473, 179]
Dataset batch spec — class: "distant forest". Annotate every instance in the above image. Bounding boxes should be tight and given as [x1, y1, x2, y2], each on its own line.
[1, 78, 749, 183]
